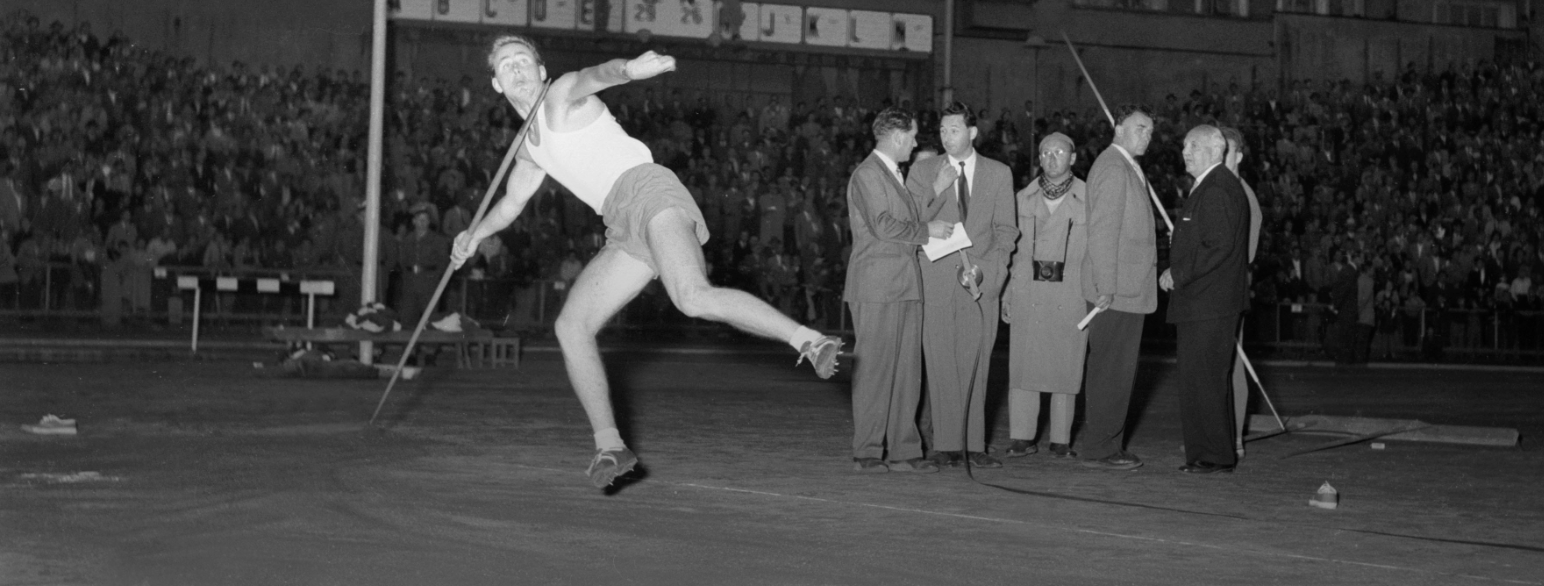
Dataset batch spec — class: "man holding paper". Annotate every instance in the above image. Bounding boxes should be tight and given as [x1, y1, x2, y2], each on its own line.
[906, 101, 1019, 469]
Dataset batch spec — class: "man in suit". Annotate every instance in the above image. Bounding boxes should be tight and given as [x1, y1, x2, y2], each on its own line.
[1080, 105, 1158, 471]
[907, 101, 1019, 469]
[1220, 127, 1262, 459]
[844, 108, 953, 474]
[1160, 125, 1251, 474]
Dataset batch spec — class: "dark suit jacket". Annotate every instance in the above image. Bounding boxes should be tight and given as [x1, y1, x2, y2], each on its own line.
[907, 153, 1018, 303]
[0, 178, 25, 233]
[1167, 166, 1250, 324]
[843, 152, 928, 303]
[1082, 145, 1158, 314]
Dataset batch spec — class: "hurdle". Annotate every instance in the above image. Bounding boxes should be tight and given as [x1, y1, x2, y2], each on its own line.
[178, 275, 336, 354]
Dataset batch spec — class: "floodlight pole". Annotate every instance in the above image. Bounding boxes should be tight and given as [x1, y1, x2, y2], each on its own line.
[941, 0, 954, 104]
[361, 0, 389, 364]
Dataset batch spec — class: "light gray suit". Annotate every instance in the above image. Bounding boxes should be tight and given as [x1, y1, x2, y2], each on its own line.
[844, 152, 930, 461]
[1079, 144, 1159, 461]
[908, 153, 1018, 453]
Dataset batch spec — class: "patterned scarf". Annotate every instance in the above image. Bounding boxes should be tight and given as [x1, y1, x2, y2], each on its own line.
[1039, 174, 1073, 201]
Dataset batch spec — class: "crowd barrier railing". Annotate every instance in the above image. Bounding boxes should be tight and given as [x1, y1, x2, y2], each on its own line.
[0, 261, 563, 330]
[5, 264, 1542, 363]
[1255, 301, 1544, 361]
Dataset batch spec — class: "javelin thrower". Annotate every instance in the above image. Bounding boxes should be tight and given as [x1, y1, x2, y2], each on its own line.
[449, 35, 844, 488]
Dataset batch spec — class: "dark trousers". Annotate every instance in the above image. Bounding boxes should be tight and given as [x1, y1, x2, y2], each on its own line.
[398, 272, 439, 327]
[1177, 314, 1241, 467]
[1350, 323, 1374, 364]
[1079, 307, 1145, 460]
[849, 301, 924, 461]
[921, 295, 998, 453]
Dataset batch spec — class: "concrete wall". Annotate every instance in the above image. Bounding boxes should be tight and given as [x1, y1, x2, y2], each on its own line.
[8, 0, 371, 71]
[942, 0, 1526, 114]
[8, 0, 1527, 113]
[1277, 14, 1528, 84]
[945, 0, 1277, 114]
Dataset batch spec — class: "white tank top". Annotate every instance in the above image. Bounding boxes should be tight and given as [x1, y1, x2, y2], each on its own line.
[525, 101, 654, 213]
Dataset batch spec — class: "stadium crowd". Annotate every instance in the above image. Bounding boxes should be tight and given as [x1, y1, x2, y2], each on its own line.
[1, 8, 1542, 350]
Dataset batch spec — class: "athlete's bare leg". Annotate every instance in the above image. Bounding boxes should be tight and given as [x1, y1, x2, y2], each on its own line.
[553, 246, 655, 437]
[645, 208, 804, 341]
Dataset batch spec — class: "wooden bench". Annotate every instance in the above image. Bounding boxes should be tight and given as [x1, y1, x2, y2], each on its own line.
[263, 327, 519, 369]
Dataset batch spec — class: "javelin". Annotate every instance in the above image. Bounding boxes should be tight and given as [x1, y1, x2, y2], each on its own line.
[369, 80, 552, 426]
[1060, 32, 1174, 232]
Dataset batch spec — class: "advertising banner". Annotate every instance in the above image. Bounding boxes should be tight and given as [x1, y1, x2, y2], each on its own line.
[530, 0, 579, 29]
[802, 7, 847, 47]
[483, 0, 531, 26]
[756, 4, 803, 44]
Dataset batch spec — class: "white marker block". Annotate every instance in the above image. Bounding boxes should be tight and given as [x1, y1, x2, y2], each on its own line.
[300, 280, 335, 295]
[257, 278, 281, 293]
[177, 276, 199, 290]
[216, 277, 239, 291]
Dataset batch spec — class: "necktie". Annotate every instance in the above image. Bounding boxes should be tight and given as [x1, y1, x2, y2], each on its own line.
[957, 161, 970, 220]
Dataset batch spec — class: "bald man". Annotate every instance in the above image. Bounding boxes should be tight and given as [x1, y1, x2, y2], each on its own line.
[1160, 125, 1251, 474]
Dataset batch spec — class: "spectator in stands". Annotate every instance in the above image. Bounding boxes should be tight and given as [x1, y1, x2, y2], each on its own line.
[0, 226, 16, 309]
[392, 207, 445, 325]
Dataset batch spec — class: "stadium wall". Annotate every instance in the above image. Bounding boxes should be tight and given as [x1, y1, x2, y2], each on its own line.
[10, 0, 1528, 116]
[943, 0, 1528, 115]
[8, 0, 372, 71]
[1276, 14, 1529, 85]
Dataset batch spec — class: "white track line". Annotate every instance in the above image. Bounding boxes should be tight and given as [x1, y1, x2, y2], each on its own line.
[677, 482, 1539, 585]
[500, 462, 1534, 585]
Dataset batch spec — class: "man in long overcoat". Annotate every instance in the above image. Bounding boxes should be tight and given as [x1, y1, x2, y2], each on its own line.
[1003, 132, 1087, 459]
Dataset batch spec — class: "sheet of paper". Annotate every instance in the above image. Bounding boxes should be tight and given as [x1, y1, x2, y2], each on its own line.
[923, 223, 972, 262]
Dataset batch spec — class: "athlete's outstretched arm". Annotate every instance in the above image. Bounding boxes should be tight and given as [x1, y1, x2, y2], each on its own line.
[558, 51, 676, 103]
[451, 150, 547, 268]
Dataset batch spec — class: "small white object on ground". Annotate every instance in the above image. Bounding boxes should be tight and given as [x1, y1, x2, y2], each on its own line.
[374, 365, 420, 380]
[1310, 481, 1339, 510]
[1370, 442, 1386, 450]
[21, 414, 77, 436]
[19, 471, 113, 483]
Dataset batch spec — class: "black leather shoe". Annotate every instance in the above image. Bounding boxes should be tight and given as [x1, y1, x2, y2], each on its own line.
[1048, 443, 1077, 459]
[1179, 461, 1237, 474]
[1080, 451, 1143, 471]
[852, 457, 889, 473]
[1004, 440, 1038, 458]
[930, 451, 964, 467]
[967, 451, 1002, 468]
[885, 457, 940, 473]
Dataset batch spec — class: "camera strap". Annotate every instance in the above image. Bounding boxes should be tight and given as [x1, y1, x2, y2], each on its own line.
[1031, 213, 1074, 265]
[1061, 218, 1072, 264]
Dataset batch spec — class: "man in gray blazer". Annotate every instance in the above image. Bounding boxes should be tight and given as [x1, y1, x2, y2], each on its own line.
[907, 101, 1019, 469]
[844, 108, 953, 474]
[1080, 104, 1158, 471]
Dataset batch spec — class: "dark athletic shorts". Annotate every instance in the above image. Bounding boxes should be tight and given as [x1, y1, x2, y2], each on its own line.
[600, 163, 710, 275]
